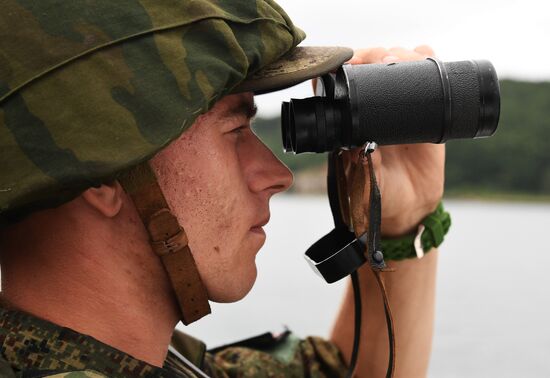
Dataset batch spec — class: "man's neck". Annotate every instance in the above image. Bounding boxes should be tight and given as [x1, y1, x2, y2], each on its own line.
[0, 205, 181, 367]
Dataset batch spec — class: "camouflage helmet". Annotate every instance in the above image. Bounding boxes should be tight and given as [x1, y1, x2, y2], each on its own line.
[0, 0, 352, 224]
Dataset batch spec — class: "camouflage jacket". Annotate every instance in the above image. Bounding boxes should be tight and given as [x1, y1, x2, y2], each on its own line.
[0, 307, 348, 377]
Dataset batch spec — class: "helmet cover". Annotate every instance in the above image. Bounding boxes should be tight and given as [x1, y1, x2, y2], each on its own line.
[0, 0, 307, 223]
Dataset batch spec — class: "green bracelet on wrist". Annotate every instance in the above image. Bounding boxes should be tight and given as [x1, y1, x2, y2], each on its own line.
[381, 202, 451, 261]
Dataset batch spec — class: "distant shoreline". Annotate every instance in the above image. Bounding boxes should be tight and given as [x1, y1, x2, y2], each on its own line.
[288, 166, 550, 203]
[286, 188, 550, 204]
[443, 191, 550, 203]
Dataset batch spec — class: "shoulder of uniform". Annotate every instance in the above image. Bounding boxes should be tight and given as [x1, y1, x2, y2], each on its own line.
[0, 355, 16, 378]
[0, 355, 108, 378]
[208, 330, 302, 362]
[170, 329, 207, 366]
[38, 371, 109, 378]
[205, 332, 348, 377]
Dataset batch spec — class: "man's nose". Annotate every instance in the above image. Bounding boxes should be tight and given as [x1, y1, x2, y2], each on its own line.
[243, 135, 293, 195]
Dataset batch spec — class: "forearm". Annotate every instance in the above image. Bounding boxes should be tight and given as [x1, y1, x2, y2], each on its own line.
[331, 250, 438, 378]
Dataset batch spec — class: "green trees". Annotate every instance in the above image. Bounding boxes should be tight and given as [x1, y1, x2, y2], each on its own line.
[446, 80, 550, 195]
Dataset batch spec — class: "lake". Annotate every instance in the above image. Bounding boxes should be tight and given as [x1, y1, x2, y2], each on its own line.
[183, 196, 550, 378]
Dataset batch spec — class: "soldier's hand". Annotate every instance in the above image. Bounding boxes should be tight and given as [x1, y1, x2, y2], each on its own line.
[343, 46, 445, 236]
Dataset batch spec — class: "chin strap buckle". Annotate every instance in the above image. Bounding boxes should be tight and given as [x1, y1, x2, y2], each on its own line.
[119, 162, 211, 325]
[148, 209, 189, 256]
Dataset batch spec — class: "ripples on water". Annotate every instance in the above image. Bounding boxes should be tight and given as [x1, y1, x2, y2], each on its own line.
[183, 196, 550, 378]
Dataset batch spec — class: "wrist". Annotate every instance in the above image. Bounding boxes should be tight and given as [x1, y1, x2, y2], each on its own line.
[380, 202, 451, 261]
[381, 203, 438, 237]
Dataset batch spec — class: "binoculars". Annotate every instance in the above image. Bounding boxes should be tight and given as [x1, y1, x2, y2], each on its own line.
[281, 58, 500, 153]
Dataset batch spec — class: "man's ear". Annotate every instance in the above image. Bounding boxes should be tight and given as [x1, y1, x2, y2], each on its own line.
[81, 181, 124, 218]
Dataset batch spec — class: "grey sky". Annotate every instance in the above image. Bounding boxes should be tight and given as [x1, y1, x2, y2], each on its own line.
[256, 0, 549, 116]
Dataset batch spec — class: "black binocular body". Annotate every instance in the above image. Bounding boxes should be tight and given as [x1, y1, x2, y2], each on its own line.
[282, 58, 500, 153]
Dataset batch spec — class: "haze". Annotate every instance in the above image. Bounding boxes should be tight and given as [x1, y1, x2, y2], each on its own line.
[256, 0, 549, 116]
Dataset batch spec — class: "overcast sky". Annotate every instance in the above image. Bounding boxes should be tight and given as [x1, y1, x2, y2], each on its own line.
[256, 0, 550, 116]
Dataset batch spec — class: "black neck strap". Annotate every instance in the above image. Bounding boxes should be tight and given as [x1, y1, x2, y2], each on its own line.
[303, 149, 395, 378]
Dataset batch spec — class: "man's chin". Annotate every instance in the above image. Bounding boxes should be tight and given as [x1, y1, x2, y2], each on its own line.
[207, 266, 258, 303]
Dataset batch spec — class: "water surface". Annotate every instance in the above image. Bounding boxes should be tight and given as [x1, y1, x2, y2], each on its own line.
[183, 196, 550, 377]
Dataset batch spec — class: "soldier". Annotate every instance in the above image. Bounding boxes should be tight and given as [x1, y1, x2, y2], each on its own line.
[0, 1, 446, 377]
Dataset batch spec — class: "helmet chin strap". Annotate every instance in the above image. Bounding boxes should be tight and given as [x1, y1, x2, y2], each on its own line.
[119, 162, 211, 325]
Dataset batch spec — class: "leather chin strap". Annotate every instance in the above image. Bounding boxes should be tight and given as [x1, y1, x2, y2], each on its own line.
[119, 162, 211, 325]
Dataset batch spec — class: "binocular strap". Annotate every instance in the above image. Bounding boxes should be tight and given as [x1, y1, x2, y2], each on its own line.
[343, 150, 396, 378]
[373, 268, 396, 378]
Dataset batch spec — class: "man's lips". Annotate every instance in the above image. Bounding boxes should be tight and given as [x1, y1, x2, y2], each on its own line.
[249, 226, 266, 236]
[250, 215, 270, 234]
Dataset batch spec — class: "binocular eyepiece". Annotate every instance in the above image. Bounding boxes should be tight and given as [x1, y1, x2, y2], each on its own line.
[282, 58, 500, 153]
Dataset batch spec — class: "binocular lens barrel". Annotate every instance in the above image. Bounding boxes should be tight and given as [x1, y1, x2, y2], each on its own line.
[282, 59, 500, 153]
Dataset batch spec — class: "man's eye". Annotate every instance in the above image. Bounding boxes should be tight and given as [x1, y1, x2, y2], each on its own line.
[231, 125, 248, 134]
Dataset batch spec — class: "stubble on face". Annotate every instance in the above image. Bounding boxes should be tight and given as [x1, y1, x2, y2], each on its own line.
[150, 93, 267, 302]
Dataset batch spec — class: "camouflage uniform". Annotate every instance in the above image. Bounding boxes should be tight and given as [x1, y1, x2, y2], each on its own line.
[0, 306, 348, 377]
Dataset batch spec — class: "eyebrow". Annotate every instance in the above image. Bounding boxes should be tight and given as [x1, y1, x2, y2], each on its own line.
[221, 98, 258, 120]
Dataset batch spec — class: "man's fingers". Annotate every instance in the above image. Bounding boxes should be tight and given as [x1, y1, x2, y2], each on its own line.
[311, 77, 318, 92]
[341, 148, 383, 177]
[388, 47, 425, 61]
[414, 45, 435, 58]
[350, 47, 390, 64]
[351, 45, 436, 65]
